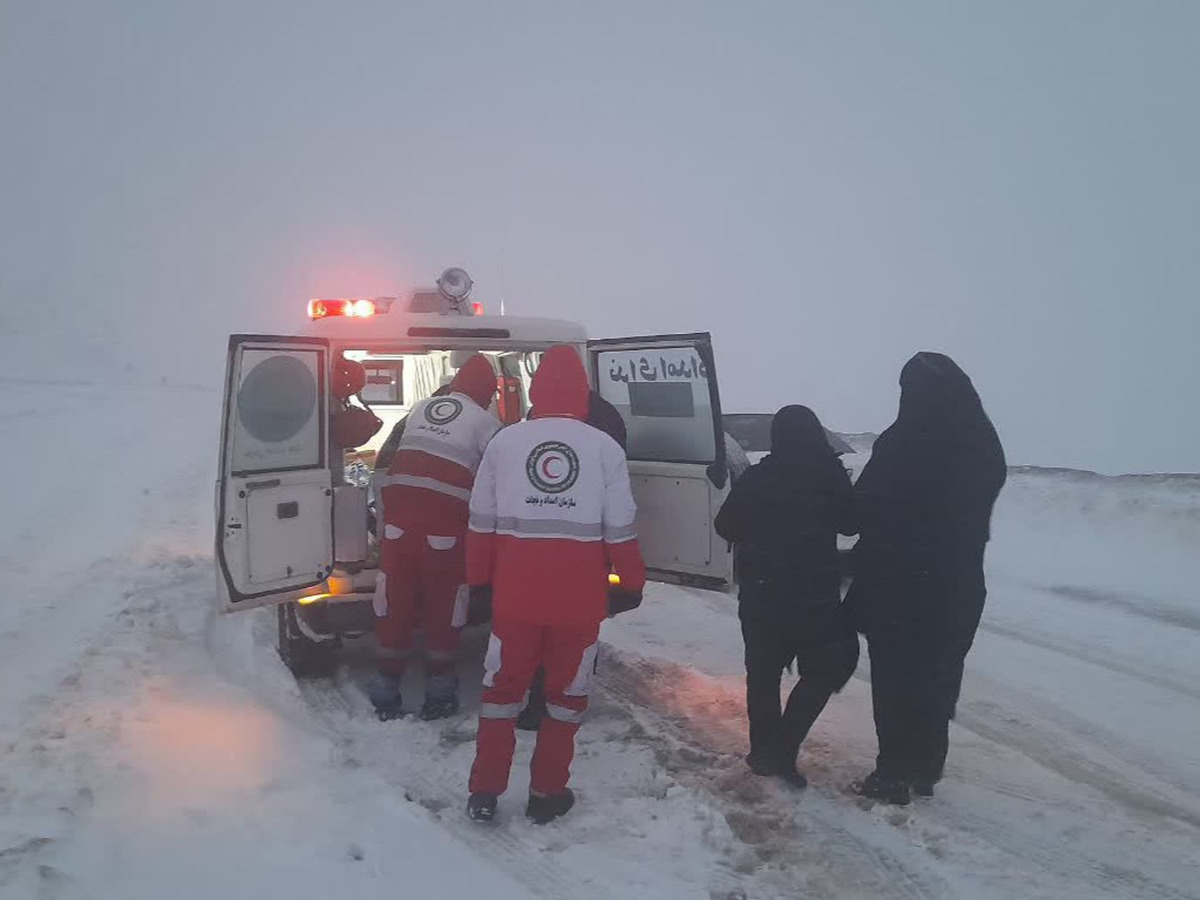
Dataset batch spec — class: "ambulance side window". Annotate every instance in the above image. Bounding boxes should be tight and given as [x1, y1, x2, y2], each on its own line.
[596, 349, 716, 463]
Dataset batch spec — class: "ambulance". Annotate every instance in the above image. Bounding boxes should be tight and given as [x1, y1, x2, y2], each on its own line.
[215, 269, 732, 674]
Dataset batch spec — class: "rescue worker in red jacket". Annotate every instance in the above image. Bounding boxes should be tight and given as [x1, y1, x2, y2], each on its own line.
[369, 355, 500, 721]
[465, 345, 646, 824]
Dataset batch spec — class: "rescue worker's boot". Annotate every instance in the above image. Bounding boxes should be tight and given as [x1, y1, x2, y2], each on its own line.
[367, 671, 404, 721]
[467, 792, 498, 823]
[852, 770, 911, 806]
[420, 672, 460, 722]
[526, 788, 575, 825]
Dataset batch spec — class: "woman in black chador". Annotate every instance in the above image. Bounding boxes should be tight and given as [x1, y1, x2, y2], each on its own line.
[715, 405, 860, 787]
[848, 352, 1006, 806]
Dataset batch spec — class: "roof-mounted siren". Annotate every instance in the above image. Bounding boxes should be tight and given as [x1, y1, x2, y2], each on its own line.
[436, 267, 481, 316]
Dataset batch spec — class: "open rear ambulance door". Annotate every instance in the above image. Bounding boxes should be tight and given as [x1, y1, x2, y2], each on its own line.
[587, 333, 732, 587]
[216, 335, 335, 613]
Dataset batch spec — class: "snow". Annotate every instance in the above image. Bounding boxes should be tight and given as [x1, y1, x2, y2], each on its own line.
[2, 372, 1199, 899]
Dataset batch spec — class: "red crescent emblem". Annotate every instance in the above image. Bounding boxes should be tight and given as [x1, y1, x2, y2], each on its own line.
[542, 456, 562, 479]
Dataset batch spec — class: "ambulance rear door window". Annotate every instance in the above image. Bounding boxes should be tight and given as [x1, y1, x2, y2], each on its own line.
[595, 348, 716, 464]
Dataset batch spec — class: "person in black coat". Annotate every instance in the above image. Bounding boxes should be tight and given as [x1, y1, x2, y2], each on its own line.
[715, 405, 860, 787]
[584, 390, 628, 451]
[847, 352, 1007, 805]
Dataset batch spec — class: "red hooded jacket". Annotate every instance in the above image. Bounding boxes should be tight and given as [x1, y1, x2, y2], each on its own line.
[380, 354, 500, 535]
[467, 346, 647, 626]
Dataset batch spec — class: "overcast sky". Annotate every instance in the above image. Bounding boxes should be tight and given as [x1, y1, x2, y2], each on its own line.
[2, 1, 1196, 474]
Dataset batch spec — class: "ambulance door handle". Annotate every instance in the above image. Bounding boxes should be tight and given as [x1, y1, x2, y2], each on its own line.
[245, 479, 282, 492]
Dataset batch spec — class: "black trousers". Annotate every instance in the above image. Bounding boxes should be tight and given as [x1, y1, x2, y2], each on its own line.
[865, 595, 984, 785]
[740, 594, 859, 764]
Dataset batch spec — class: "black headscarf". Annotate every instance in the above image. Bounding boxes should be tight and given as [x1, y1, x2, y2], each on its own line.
[896, 353, 1000, 454]
[854, 352, 1007, 570]
[770, 405, 841, 469]
[772, 408, 830, 460]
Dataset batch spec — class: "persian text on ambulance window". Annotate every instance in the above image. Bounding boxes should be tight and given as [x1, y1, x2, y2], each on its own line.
[596, 349, 716, 464]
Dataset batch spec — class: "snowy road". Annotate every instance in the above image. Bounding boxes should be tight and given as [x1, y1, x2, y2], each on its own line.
[1, 382, 1198, 899]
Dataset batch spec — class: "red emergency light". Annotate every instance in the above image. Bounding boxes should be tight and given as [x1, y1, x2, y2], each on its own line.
[308, 298, 395, 320]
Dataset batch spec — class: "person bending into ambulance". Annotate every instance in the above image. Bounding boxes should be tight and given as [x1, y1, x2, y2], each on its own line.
[370, 354, 500, 721]
[465, 345, 646, 824]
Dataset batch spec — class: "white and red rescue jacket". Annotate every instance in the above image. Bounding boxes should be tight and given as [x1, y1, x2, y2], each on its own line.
[467, 346, 647, 626]
[379, 355, 500, 536]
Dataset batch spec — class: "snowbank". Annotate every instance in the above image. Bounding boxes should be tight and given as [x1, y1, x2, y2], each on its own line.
[990, 468, 1200, 613]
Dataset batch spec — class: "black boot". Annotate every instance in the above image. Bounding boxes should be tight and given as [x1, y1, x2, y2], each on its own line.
[852, 770, 911, 806]
[367, 672, 404, 721]
[420, 673, 460, 721]
[420, 694, 460, 721]
[467, 792, 498, 823]
[773, 760, 808, 790]
[745, 750, 807, 790]
[745, 750, 777, 777]
[910, 780, 935, 798]
[526, 789, 575, 825]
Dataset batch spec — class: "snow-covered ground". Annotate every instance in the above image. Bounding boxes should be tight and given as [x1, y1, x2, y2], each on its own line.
[1, 376, 1198, 899]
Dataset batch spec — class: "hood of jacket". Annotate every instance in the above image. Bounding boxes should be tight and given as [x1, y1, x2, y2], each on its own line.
[529, 345, 590, 420]
[450, 354, 498, 409]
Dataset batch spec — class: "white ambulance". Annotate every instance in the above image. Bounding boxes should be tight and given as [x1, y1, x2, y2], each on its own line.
[215, 269, 732, 673]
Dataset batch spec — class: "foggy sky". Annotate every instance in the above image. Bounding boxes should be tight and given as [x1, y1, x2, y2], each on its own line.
[2, 1, 1196, 474]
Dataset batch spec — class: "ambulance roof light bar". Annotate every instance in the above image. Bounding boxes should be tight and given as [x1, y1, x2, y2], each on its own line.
[307, 297, 397, 320]
[307, 268, 482, 320]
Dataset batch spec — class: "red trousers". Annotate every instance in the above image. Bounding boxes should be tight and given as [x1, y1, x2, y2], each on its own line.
[374, 528, 468, 676]
[469, 618, 600, 797]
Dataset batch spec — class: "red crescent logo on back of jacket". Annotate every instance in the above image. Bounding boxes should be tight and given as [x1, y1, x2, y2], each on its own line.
[425, 397, 465, 426]
[526, 441, 580, 494]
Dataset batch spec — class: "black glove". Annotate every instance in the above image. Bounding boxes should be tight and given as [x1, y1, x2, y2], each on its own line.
[607, 587, 643, 617]
[466, 585, 493, 626]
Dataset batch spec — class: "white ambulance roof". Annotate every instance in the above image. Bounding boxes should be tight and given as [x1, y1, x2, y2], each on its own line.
[303, 312, 589, 349]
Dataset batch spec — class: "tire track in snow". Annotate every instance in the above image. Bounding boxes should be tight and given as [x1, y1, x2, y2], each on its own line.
[1044, 584, 1200, 635]
[221, 629, 596, 900]
[929, 797, 1199, 900]
[953, 695, 1200, 833]
[296, 683, 611, 899]
[609, 649, 1200, 900]
[281, 639, 927, 899]
[595, 650, 946, 900]
[849, 642, 1200, 838]
[978, 619, 1200, 702]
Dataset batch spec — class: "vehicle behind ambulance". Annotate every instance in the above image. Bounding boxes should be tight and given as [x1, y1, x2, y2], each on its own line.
[214, 268, 734, 674]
